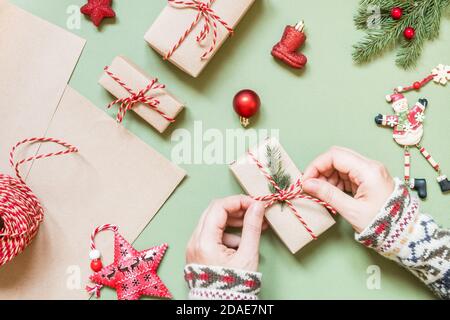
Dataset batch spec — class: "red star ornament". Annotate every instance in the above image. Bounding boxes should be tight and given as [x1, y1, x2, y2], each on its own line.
[81, 0, 116, 27]
[87, 230, 172, 300]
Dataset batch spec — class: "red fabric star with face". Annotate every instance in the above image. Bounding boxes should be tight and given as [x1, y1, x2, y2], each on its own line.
[81, 0, 116, 27]
[88, 231, 172, 300]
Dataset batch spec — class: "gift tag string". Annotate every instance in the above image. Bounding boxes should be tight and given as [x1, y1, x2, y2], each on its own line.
[86, 224, 118, 298]
[89, 224, 119, 251]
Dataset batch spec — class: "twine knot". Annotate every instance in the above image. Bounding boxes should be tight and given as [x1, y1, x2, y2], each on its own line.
[165, 0, 234, 60]
[104, 67, 175, 124]
[196, 2, 209, 12]
[248, 150, 336, 240]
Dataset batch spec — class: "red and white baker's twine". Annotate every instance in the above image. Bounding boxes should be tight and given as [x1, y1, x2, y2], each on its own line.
[0, 137, 77, 267]
[89, 224, 118, 251]
[85, 224, 119, 297]
[165, 0, 234, 60]
[248, 151, 337, 240]
[104, 67, 174, 124]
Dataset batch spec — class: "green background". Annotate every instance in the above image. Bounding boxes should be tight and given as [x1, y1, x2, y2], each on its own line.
[12, 0, 450, 299]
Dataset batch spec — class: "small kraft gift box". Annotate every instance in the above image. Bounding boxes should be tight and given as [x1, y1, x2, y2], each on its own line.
[230, 138, 336, 254]
[145, 0, 256, 77]
[99, 56, 184, 133]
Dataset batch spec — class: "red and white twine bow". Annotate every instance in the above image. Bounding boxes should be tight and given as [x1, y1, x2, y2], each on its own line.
[248, 151, 337, 240]
[104, 67, 175, 124]
[0, 137, 77, 267]
[165, 0, 234, 60]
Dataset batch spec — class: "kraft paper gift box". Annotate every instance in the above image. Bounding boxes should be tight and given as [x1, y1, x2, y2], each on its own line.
[144, 0, 256, 77]
[230, 138, 336, 254]
[99, 56, 184, 133]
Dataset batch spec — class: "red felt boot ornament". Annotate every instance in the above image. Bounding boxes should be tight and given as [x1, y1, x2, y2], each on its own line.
[271, 21, 308, 69]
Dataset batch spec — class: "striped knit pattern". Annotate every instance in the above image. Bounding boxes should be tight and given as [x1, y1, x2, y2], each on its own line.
[184, 264, 261, 300]
[356, 178, 450, 300]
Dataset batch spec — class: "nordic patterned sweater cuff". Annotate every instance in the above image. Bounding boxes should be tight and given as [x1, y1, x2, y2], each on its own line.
[355, 178, 450, 299]
[355, 178, 419, 254]
[184, 264, 262, 300]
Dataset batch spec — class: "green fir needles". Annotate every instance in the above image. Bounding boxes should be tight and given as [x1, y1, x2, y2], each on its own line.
[265, 144, 291, 194]
[353, 0, 450, 69]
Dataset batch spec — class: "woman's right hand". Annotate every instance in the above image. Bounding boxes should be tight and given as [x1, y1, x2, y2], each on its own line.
[302, 147, 395, 233]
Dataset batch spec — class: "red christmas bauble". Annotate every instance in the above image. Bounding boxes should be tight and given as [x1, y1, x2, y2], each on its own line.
[404, 27, 415, 40]
[233, 89, 261, 127]
[390, 7, 403, 20]
[90, 259, 103, 272]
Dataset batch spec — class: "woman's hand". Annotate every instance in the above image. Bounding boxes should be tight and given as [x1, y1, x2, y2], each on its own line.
[302, 147, 395, 233]
[186, 195, 266, 272]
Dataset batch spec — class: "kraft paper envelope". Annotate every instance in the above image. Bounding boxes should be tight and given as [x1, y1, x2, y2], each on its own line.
[0, 87, 186, 299]
[0, 0, 85, 175]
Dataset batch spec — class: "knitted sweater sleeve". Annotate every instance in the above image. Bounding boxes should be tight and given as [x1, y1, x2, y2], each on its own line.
[355, 178, 450, 299]
[184, 264, 262, 300]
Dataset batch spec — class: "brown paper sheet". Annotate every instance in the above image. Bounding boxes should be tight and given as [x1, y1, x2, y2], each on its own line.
[230, 138, 335, 254]
[0, 87, 186, 299]
[0, 0, 85, 175]
[145, 0, 255, 77]
[99, 56, 184, 133]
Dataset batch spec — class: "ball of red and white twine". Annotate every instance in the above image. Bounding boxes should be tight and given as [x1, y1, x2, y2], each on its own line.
[0, 137, 77, 267]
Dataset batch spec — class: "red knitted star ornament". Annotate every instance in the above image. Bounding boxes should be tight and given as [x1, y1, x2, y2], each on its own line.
[86, 225, 172, 300]
[81, 0, 116, 27]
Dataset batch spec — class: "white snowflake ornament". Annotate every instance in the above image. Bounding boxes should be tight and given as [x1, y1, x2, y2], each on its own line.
[432, 64, 450, 85]
[387, 118, 398, 127]
[415, 112, 425, 123]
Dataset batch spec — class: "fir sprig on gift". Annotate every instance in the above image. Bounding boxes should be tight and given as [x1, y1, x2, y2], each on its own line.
[352, 0, 450, 69]
[265, 144, 291, 194]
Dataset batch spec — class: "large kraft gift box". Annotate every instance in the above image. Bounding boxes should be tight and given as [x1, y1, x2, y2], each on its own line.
[230, 138, 336, 254]
[99, 56, 184, 133]
[145, 0, 256, 77]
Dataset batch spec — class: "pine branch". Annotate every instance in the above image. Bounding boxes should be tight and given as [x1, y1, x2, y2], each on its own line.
[354, 0, 408, 29]
[352, 0, 450, 69]
[396, 3, 428, 69]
[265, 144, 291, 194]
[352, 19, 404, 64]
